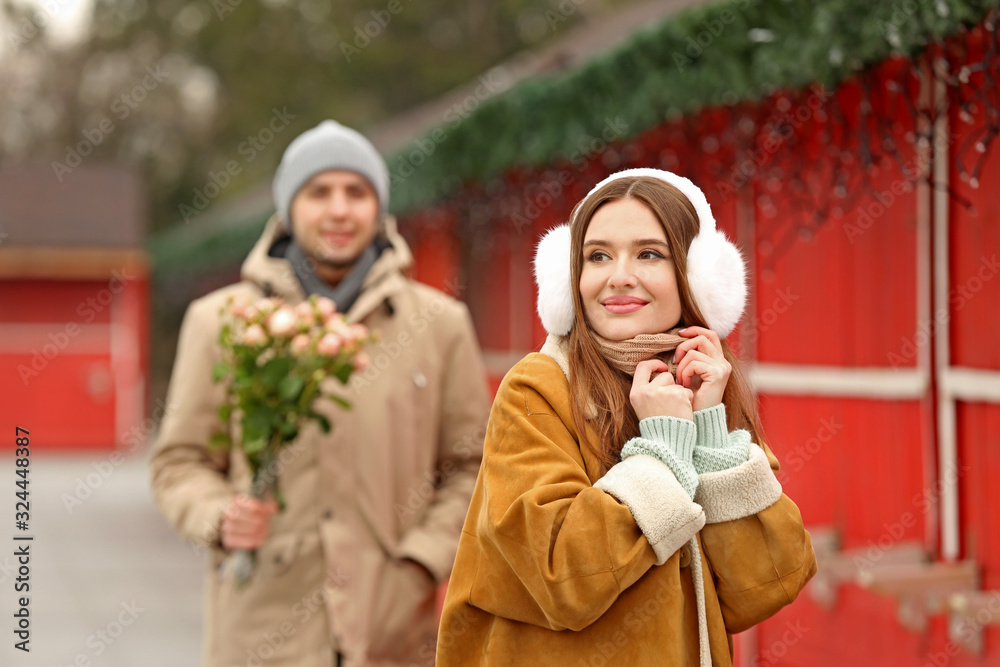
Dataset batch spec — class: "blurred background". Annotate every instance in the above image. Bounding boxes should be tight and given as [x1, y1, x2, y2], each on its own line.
[1, 0, 999, 664]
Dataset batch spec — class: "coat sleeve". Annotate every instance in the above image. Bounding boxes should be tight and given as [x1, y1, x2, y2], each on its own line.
[466, 358, 704, 632]
[149, 296, 234, 550]
[694, 440, 817, 633]
[394, 303, 491, 582]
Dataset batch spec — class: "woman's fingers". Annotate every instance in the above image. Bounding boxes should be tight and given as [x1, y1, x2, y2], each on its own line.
[675, 349, 727, 386]
[679, 325, 722, 348]
[631, 359, 693, 420]
[633, 358, 670, 384]
[674, 328, 725, 365]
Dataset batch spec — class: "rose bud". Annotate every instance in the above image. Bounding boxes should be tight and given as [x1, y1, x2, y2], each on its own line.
[257, 299, 274, 315]
[267, 306, 297, 337]
[324, 317, 350, 336]
[317, 333, 343, 356]
[346, 323, 368, 342]
[294, 302, 316, 328]
[353, 352, 370, 372]
[315, 297, 337, 321]
[243, 324, 267, 346]
[291, 333, 311, 356]
[231, 295, 251, 318]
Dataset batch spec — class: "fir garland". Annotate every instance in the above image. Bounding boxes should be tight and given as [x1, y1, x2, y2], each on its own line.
[387, 0, 999, 215]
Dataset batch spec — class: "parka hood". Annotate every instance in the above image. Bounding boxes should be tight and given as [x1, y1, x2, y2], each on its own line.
[239, 213, 414, 315]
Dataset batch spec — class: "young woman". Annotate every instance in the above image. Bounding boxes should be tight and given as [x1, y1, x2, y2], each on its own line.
[436, 168, 817, 666]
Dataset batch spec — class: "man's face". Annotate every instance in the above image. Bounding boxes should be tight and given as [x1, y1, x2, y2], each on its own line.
[289, 170, 380, 275]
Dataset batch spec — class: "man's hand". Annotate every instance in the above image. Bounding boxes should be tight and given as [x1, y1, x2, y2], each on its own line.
[220, 494, 278, 550]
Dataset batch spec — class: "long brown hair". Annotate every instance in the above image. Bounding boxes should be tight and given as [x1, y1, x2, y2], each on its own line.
[567, 176, 763, 471]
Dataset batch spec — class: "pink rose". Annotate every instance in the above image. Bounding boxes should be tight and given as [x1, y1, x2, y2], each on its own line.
[267, 306, 297, 337]
[230, 295, 251, 318]
[317, 333, 342, 356]
[243, 324, 267, 346]
[324, 317, 350, 336]
[294, 302, 316, 328]
[346, 323, 368, 342]
[315, 297, 337, 321]
[291, 333, 311, 356]
[353, 352, 370, 372]
[257, 298, 280, 316]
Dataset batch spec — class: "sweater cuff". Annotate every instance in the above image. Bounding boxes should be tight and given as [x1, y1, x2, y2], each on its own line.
[637, 416, 696, 463]
[694, 444, 782, 524]
[693, 404, 729, 449]
[595, 455, 706, 565]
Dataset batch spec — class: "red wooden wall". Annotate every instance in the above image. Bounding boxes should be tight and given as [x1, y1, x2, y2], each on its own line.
[0, 260, 149, 450]
[400, 20, 1000, 666]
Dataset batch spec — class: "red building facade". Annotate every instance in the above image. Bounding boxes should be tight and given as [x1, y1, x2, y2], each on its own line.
[399, 21, 1000, 666]
[0, 165, 149, 450]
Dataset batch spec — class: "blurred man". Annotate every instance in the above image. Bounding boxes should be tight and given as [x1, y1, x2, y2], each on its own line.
[151, 120, 490, 667]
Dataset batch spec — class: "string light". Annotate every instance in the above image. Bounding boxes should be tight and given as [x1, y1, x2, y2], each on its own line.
[400, 11, 999, 276]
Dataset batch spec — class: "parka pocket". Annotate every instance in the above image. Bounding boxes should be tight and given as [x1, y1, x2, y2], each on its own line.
[213, 532, 303, 582]
[367, 558, 437, 662]
[255, 531, 303, 579]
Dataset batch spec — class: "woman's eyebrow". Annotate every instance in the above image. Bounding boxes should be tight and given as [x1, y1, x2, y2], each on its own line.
[631, 238, 670, 248]
[582, 238, 669, 248]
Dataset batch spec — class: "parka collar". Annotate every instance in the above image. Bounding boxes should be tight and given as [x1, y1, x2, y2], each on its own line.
[240, 213, 413, 322]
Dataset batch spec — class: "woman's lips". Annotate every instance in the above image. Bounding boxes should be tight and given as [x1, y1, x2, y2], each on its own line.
[602, 296, 648, 314]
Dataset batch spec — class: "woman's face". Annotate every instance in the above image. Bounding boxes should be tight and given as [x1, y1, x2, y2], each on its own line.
[580, 198, 682, 340]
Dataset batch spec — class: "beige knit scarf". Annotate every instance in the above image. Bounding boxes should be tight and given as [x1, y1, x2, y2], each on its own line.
[592, 328, 686, 376]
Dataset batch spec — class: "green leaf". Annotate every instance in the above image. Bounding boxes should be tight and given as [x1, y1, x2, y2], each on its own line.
[243, 436, 267, 455]
[333, 363, 353, 384]
[242, 411, 272, 446]
[261, 357, 293, 390]
[212, 362, 232, 383]
[217, 403, 233, 422]
[278, 375, 305, 402]
[209, 431, 232, 451]
[273, 481, 287, 512]
[312, 413, 331, 433]
[327, 394, 351, 410]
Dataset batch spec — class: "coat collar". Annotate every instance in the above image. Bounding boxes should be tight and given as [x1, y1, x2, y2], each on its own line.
[239, 213, 413, 322]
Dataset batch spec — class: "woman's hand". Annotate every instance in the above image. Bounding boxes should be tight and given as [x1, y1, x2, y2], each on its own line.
[221, 494, 278, 550]
[630, 359, 694, 422]
[673, 326, 732, 412]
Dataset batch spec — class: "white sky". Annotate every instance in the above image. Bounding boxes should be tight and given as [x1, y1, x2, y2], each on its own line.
[8, 0, 93, 46]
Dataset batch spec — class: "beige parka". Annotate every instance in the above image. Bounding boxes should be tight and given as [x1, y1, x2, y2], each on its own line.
[150, 216, 491, 667]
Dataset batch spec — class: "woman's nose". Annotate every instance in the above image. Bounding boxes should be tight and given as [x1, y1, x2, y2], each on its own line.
[608, 259, 637, 288]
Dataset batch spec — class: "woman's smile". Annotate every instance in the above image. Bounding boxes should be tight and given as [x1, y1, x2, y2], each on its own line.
[601, 295, 649, 314]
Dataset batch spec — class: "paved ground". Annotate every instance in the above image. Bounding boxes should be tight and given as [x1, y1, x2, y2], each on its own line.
[0, 448, 203, 667]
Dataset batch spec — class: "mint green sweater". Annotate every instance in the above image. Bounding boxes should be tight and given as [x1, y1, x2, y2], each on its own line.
[620, 404, 751, 499]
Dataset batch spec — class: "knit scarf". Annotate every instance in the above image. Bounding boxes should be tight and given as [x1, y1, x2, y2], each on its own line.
[284, 241, 379, 315]
[593, 328, 686, 376]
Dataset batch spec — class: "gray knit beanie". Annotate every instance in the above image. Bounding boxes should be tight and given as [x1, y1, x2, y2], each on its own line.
[272, 120, 390, 231]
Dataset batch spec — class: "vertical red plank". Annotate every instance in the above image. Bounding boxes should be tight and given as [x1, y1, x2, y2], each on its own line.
[948, 61, 1000, 371]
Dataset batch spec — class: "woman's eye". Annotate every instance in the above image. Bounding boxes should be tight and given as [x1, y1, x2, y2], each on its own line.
[587, 251, 610, 262]
[638, 249, 666, 260]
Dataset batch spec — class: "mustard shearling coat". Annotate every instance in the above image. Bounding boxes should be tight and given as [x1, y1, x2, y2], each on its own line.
[437, 338, 816, 666]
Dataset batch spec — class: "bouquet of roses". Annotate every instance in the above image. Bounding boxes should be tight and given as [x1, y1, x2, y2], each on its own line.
[211, 294, 375, 585]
